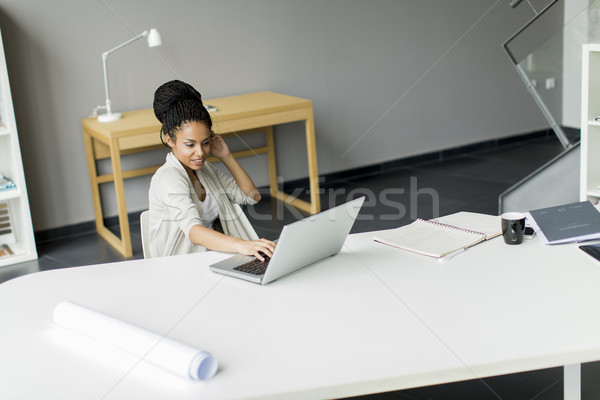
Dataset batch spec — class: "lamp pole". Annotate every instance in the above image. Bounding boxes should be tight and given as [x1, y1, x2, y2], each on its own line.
[97, 29, 162, 123]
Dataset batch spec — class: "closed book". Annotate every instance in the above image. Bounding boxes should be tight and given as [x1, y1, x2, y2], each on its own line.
[526, 201, 600, 245]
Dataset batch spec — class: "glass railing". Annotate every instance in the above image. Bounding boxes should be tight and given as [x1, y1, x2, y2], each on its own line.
[503, 0, 600, 148]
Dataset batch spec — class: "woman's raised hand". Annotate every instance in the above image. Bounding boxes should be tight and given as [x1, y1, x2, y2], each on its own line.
[208, 133, 231, 160]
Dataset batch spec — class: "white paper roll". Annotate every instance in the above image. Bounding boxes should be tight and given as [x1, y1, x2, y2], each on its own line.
[53, 301, 218, 380]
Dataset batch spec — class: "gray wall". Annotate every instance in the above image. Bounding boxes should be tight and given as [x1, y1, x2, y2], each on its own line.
[0, 0, 552, 231]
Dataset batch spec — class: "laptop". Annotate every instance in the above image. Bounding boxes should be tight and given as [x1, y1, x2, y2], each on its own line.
[209, 196, 365, 284]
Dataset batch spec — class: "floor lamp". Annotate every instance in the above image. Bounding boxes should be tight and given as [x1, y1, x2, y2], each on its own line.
[97, 29, 163, 123]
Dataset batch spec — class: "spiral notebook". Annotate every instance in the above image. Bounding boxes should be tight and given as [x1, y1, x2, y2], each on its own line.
[373, 213, 501, 258]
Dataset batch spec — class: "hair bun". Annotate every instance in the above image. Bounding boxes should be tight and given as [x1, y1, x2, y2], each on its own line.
[153, 80, 203, 123]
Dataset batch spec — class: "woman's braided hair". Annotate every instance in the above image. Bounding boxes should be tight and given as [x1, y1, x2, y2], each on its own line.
[153, 80, 213, 146]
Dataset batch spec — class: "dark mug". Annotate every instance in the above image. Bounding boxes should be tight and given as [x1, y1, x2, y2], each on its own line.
[501, 212, 526, 245]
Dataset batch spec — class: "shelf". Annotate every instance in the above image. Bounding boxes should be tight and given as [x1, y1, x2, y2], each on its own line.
[0, 242, 35, 268]
[0, 25, 37, 268]
[0, 188, 20, 201]
[586, 189, 600, 198]
[582, 45, 600, 202]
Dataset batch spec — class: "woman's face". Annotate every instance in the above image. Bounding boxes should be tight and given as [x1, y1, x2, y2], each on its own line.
[167, 121, 212, 173]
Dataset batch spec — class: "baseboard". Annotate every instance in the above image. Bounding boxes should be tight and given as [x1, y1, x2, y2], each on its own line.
[35, 211, 143, 245]
[278, 129, 555, 191]
[34, 129, 555, 243]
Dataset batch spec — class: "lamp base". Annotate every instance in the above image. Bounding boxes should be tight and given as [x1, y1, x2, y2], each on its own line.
[98, 112, 122, 123]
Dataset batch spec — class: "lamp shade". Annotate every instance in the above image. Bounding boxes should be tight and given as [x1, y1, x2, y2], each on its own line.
[147, 29, 162, 47]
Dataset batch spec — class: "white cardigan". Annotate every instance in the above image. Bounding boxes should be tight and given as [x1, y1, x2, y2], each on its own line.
[148, 153, 258, 258]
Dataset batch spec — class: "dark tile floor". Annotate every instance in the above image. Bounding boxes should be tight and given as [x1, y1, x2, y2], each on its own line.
[3, 132, 599, 399]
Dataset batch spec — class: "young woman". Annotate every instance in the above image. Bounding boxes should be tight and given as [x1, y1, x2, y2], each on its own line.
[148, 80, 276, 259]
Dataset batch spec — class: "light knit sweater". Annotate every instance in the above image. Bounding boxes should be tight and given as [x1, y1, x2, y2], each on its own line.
[148, 153, 258, 258]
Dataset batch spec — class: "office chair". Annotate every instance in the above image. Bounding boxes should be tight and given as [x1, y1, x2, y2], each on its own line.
[140, 210, 151, 259]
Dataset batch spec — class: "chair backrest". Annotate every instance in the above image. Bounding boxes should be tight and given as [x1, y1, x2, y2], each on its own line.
[140, 210, 151, 259]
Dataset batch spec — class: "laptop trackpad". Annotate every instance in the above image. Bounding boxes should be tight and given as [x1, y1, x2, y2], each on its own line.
[211, 254, 255, 270]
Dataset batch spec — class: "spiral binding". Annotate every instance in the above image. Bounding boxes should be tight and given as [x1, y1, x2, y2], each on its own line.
[416, 218, 486, 237]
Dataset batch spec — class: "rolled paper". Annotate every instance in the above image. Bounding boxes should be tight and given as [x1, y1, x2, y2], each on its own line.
[53, 301, 218, 380]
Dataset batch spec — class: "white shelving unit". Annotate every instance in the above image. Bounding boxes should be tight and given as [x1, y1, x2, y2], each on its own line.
[0, 26, 37, 267]
[581, 44, 600, 204]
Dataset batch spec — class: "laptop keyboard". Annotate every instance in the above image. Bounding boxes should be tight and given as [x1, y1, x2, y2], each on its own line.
[234, 256, 271, 275]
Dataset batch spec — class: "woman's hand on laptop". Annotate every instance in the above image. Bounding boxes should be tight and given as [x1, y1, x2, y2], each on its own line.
[235, 239, 276, 262]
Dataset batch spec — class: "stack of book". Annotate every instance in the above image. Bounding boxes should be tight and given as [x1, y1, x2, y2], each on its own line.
[526, 201, 600, 245]
[0, 174, 15, 191]
[0, 243, 13, 258]
[0, 202, 15, 248]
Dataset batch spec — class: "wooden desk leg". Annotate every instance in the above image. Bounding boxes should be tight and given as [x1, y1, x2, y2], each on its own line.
[83, 133, 131, 257]
[83, 131, 105, 232]
[107, 138, 133, 257]
[305, 110, 321, 214]
[269, 113, 321, 215]
[265, 126, 279, 198]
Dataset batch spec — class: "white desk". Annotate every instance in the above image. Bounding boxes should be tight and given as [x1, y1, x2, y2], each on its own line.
[1, 231, 599, 399]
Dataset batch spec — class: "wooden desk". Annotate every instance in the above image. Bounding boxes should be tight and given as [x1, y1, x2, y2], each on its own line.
[0, 232, 598, 399]
[82, 91, 321, 257]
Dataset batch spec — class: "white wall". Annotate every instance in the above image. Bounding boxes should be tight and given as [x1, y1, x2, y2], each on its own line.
[0, 0, 549, 231]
